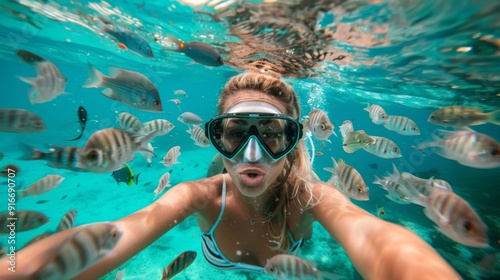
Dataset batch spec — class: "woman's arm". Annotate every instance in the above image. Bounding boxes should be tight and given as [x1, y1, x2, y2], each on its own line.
[310, 183, 461, 280]
[0, 180, 211, 280]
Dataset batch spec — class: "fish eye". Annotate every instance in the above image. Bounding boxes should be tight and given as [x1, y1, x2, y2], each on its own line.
[490, 149, 500, 157]
[392, 148, 399, 153]
[37, 217, 45, 222]
[269, 267, 275, 272]
[154, 101, 161, 106]
[381, 114, 387, 119]
[320, 123, 326, 130]
[33, 121, 44, 126]
[87, 150, 99, 160]
[463, 221, 474, 234]
[111, 229, 118, 238]
[357, 187, 363, 193]
[411, 127, 417, 131]
[429, 115, 435, 119]
[148, 50, 153, 54]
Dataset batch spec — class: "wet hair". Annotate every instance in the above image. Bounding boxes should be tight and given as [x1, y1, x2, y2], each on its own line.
[218, 72, 318, 252]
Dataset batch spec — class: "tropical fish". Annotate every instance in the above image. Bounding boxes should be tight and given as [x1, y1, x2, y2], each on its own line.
[362, 136, 402, 159]
[364, 104, 388, 125]
[187, 125, 210, 147]
[142, 119, 175, 136]
[16, 49, 45, 65]
[416, 127, 500, 169]
[154, 172, 171, 200]
[178, 112, 203, 125]
[161, 251, 197, 279]
[166, 35, 223, 66]
[264, 254, 340, 280]
[139, 142, 155, 167]
[83, 64, 163, 112]
[18, 60, 67, 104]
[18, 174, 64, 199]
[411, 189, 489, 248]
[20, 144, 86, 172]
[339, 120, 354, 139]
[169, 98, 181, 108]
[207, 153, 225, 177]
[173, 89, 187, 97]
[56, 209, 78, 232]
[0, 108, 46, 133]
[0, 210, 49, 234]
[373, 175, 413, 205]
[383, 115, 421, 135]
[32, 222, 123, 279]
[163, 146, 181, 167]
[428, 106, 500, 127]
[97, 19, 153, 58]
[117, 112, 143, 132]
[304, 109, 337, 141]
[111, 163, 141, 186]
[400, 172, 452, 196]
[77, 128, 157, 173]
[67, 106, 88, 141]
[324, 157, 369, 201]
[342, 130, 374, 153]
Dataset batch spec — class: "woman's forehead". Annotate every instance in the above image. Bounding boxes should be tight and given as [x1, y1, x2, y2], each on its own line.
[223, 90, 287, 113]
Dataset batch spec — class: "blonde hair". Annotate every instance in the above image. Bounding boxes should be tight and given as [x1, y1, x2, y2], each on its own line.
[218, 72, 317, 252]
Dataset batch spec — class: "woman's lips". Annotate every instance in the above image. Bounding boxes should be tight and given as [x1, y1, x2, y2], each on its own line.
[239, 168, 265, 187]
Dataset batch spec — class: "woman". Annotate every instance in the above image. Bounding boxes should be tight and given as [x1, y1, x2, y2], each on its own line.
[6, 73, 460, 279]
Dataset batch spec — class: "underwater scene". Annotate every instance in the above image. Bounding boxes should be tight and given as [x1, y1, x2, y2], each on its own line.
[0, 0, 499, 279]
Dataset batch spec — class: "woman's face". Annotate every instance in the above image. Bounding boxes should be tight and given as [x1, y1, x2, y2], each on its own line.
[221, 91, 288, 197]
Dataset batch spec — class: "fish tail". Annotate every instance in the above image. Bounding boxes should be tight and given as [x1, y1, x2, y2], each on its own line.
[487, 109, 500, 125]
[19, 143, 45, 160]
[18, 76, 38, 100]
[363, 103, 371, 112]
[83, 63, 104, 88]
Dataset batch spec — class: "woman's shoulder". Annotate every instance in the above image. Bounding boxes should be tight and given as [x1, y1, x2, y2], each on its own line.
[171, 174, 225, 205]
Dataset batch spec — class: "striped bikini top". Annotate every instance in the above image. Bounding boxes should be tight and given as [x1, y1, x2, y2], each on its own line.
[201, 175, 305, 273]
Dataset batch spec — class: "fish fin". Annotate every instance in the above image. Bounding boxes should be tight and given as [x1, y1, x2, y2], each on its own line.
[108, 67, 124, 77]
[323, 167, 336, 174]
[162, 268, 169, 280]
[331, 130, 338, 137]
[487, 109, 500, 125]
[18, 76, 37, 86]
[18, 143, 44, 160]
[363, 103, 371, 112]
[101, 88, 116, 98]
[83, 63, 105, 88]
[390, 163, 400, 178]
[134, 173, 141, 185]
[167, 35, 184, 51]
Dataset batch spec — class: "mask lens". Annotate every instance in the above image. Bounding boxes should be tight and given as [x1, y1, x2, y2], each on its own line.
[206, 113, 302, 160]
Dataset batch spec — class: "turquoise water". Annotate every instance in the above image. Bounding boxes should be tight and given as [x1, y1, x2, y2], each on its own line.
[0, 0, 499, 279]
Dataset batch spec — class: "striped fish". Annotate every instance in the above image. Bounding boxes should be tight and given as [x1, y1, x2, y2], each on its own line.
[117, 112, 143, 132]
[18, 60, 67, 104]
[163, 146, 181, 167]
[373, 165, 419, 205]
[142, 119, 175, 136]
[178, 112, 203, 125]
[323, 157, 369, 201]
[428, 106, 500, 127]
[264, 254, 339, 280]
[415, 189, 488, 248]
[339, 120, 354, 139]
[401, 172, 453, 196]
[383, 115, 421, 135]
[305, 109, 336, 140]
[363, 104, 388, 125]
[417, 127, 500, 169]
[162, 251, 197, 279]
[83, 64, 163, 112]
[33, 222, 123, 279]
[154, 172, 171, 200]
[187, 125, 210, 147]
[77, 128, 158, 173]
[19, 174, 64, 199]
[0, 108, 46, 133]
[56, 210, 78, 232]
[0, 210, 49, 234]
[21, 144, 86, 172]
[363, 136, 402, 159]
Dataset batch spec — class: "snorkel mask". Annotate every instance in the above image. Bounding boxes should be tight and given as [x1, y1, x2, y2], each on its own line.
[205, 102, 303, 165]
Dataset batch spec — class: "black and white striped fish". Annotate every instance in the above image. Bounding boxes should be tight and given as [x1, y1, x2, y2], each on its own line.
[264, 254, 341, 280]
[362, 136, 402, 159]
[117, 112, 143, 132]
[32, 222, 123, 279]
[142, 119, 175, 136]
[78, 128, 158, 173]
[154, 172, 171, 200]
[21, 144, 86, 172]
[56, 210, 78, 232]
[162, 251, 197, 280]
[0, 210, 49, 234]
[18, 174, 64, 199]
[304, 109, 337, 141]
[363, 104, 388, 125]
[18, 60, 67, 104]
[187, 125, 210, 147]
[324, 157, 369, 201]
[339, 120, 354, 139]
[0, 108, 46, 133]
[383, 115, 421, 135]
[163, 146, 181, 167]
[400, 172, 452, 196]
